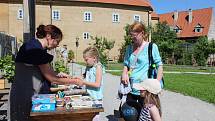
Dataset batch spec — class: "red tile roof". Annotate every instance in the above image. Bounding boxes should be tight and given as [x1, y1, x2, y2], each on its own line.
[73, 0, 153, 9]
[1, 0, 153, 8]
[151, 12, 159, 20]
[159, 7, 213, 38]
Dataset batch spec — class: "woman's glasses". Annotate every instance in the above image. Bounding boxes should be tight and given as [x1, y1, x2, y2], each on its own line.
[130, 31, 142, 37]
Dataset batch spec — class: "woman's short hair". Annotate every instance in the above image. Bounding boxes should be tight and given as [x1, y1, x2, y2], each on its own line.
[36, 24, 63, 42]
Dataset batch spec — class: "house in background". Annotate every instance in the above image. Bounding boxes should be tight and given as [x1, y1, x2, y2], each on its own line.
[151, 12, 159, 27]
[159, 7, 215, 64]
[0, 0, 157, 61]
[159, 7, 215, 42]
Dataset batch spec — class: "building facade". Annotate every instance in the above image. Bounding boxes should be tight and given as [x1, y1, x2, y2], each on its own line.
[0, 0, 156, 61]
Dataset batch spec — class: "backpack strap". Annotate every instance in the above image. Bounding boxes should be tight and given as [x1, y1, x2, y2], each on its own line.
[148, 42, 153, 66]
[148, 42, 165, 86]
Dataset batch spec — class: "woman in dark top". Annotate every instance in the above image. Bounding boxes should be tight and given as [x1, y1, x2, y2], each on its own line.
[9, 24, 79, 121]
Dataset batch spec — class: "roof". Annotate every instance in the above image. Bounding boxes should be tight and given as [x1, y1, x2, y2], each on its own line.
[159, 7, 213, 38]
[0, 0, 153, 10]
[69, 0, 153, 9]
[151, 12, 159, 20]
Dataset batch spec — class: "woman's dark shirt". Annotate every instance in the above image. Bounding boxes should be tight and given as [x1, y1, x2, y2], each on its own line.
[15, 39, 53, 64]
[15, 39, 53, 93]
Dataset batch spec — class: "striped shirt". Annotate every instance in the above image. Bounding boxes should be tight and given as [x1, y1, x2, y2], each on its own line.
[138, 104, 154, 121]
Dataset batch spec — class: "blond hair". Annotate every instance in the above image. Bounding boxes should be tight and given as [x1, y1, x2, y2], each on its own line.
[83, 47, 100, 61]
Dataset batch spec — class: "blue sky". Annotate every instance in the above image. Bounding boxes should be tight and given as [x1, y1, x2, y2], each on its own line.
[150, 0, 215, 14]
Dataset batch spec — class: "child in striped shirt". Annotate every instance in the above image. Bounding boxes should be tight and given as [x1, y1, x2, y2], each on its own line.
[133, 79, 162, 121]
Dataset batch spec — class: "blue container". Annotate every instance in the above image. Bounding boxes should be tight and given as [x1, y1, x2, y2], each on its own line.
[32, 94, 56, 112]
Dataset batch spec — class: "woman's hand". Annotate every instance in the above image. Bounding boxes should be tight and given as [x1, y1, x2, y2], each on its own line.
[57, 72, 70, 78]
[121, 71, 129, 85]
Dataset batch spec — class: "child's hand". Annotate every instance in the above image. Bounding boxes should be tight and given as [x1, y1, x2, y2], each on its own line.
[74, 77, 84, 86]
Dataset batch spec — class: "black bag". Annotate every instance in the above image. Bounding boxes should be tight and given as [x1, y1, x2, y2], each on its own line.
[148, 42, 164, 86]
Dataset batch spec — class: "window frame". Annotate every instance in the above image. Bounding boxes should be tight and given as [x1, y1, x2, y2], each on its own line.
[83, 32, 90, 40]
[84, 11, 92, 22]
[17, 8, 23, 20]
[194, 24, 203, 33]
[112, 13, 120, 23]
[52, 10, 61, 20]
[173, 26, 182, 33]
[133, 14, 141, 22]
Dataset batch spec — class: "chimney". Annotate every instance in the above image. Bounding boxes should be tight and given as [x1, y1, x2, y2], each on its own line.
[174, 10, 178, 21]
[188, 9, 192, 23]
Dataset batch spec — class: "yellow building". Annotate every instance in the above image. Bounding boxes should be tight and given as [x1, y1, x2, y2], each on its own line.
[0, 0, 157, 61]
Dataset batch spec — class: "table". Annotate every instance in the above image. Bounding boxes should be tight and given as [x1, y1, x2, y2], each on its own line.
[31, 107, 104, 121]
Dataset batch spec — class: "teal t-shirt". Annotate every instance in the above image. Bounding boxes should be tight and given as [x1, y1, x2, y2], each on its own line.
[123, 43, 163, 95]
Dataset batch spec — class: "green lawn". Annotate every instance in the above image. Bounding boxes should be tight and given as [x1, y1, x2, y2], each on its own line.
[163, 65, 215, 73]
[106, 63, 215, 73]
[106, 63, 215, 104]
[164, 73, 215, 104]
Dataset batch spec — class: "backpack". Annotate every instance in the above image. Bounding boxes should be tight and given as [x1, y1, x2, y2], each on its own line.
[148, 42, 164, 87]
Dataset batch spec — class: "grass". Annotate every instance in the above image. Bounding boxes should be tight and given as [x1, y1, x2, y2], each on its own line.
[163, 65, 215, 73]
[164, 73, 215, 104]
[106, 63, 215, 73]
[105, 63, 215, 104]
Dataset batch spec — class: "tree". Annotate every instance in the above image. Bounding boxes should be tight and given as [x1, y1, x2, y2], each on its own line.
[193, 36, 210, 66]
[208, 39, 215, 65]
[118, 24, 132, 62]
[91, 36, 115, 66]
[151, 21, 178, 64]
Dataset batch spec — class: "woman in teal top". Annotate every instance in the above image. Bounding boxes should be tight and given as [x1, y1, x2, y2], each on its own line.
[121, 22, 163, 106]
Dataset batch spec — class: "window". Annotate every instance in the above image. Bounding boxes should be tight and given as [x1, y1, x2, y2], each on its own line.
[84, 12, 92, 22]
[173, 26, 181, 33]
[112, 13, 120, 23]
[194, 24, 203, 33]
[83, 32, 90, 40]
[134, 15, 140, 22]
[17, 9, 23, 19]
[52, 10, 60, 20]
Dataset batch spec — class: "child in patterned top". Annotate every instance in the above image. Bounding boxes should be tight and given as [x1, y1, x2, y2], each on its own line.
[133, 79, 162, 121]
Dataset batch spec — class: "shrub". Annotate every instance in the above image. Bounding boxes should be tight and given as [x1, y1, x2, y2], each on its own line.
[0, 55, 15, 82]
[68, 50, 75, 62]
[54, 61, 69, 73]
[91, 36, 115, 66]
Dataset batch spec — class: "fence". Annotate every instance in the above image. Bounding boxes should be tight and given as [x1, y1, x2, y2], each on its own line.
[0, 33, 17, 58]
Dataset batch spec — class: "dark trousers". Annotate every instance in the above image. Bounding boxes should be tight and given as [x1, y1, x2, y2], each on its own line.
[119, 93, 143, 120]
[126, 93, 144, 107]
